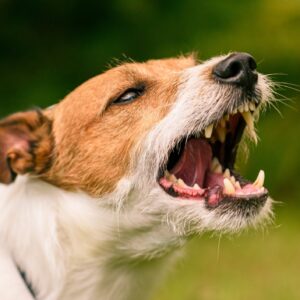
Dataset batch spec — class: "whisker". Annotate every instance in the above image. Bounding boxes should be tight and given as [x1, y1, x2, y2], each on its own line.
[264, 73, 288, 77]
[257, 59, 265, 65]
[272, 82, 300, 92]
[267, 101, 284, 118]
[272, 81, 300, 87]
[271, 90, 294, 102]
[273, 99, 297, 111]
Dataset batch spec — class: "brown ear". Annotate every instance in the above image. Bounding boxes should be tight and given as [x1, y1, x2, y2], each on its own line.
[0, 110, 53, 184]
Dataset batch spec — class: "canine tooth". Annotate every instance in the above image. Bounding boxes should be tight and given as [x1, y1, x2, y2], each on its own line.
[169, 174, 177, 183]
[216, 126, 226, 143]
[249, 128, 258, 143]
[224, 168, 230, 178]
[241, 111, 254, 129]
[223, 178, 235, 194]
[241, 111, 257, 142]
[235, 181, 241, 189]
[178, 178, 188, 187]
[232, 108, 238, 114]
[225, 114, 230, 121]
[164, 170, 170, 178]
[249, 102, 256, 111]
[244, 103, 249, 112]
[205, 124, 214, 138]
[253, 170, 265, 188]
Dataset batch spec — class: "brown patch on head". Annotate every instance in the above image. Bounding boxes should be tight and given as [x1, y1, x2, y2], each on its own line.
[0, 111, 53, 184]
[43, 55, 196, 196]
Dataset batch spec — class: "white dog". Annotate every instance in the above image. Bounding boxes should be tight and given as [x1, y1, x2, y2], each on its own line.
[0, 52, 274, 300]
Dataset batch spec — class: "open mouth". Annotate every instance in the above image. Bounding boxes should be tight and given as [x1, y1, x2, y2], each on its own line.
[158, 101, 268, 208]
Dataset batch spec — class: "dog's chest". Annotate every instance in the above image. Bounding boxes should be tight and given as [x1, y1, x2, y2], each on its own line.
[0, 177, 66, 299]
[0, 177, 183, 300]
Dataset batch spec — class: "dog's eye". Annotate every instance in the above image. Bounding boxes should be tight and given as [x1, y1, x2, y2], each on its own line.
[112, 87, 144, 105]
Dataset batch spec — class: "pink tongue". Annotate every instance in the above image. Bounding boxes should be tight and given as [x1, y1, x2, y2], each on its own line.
[170, 138, 212, 187]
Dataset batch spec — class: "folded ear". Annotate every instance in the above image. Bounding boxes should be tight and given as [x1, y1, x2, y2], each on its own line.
[0, 110, 53, 184]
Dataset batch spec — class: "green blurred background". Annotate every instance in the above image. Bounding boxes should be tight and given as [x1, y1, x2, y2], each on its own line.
[0, 0, 299, 299]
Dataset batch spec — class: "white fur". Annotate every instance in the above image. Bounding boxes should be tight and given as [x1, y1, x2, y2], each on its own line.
[0, 55, 274, 300]
[0, 246, 34, 300]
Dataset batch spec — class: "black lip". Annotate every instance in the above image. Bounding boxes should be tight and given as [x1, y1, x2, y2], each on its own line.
[208, 191, 269, 213]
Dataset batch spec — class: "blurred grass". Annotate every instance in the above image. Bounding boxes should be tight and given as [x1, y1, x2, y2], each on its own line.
[0, 0, 299, 299]
[154, 206, 300, 300]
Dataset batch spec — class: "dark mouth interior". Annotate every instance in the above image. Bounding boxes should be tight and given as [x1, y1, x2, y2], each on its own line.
[158, 107, 268, 208]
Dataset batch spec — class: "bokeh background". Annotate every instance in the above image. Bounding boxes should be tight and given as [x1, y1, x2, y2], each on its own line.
[1, 0, 299, 299]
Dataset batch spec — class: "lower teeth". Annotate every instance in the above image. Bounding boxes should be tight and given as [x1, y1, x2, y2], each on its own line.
[163, 168, 265, 195]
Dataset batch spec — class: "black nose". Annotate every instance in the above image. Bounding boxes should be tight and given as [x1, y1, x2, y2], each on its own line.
[213, 52, 258, 89]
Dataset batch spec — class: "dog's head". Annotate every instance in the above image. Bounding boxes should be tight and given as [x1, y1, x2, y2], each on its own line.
[0, 53, 274, 235]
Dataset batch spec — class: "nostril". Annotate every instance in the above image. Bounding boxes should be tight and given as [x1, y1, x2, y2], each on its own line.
[225, 61, 242, 79]
[213, 52, 258, 88]
[248, 56, 257, 71]
[229, 61, 241, 76]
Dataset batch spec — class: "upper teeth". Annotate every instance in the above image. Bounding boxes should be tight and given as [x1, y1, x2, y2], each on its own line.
[241, 111, 254, 128]
[249, 102, 255, 111]
[237, 101, 256, 113]
[203, 100, 257, 144]
[241, 111, 257, 143]
[205, 124, 214, 138]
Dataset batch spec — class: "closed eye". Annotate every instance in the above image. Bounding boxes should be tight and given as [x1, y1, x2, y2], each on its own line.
[112, 86, 145, 105]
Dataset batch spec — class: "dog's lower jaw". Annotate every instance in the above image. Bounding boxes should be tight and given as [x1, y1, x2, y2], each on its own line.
[0, 176, 187, 300]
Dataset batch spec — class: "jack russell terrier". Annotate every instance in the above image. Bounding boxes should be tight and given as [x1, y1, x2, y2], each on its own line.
[0, 52, 274, 300]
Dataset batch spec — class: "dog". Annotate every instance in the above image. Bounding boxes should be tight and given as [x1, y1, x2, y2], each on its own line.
[0, 52, 274, 300]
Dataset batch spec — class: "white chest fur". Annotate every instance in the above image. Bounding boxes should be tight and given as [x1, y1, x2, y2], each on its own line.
[0, 177, 184, 300]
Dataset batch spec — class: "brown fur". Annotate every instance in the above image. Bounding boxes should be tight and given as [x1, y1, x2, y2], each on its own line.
[0, 56, 196, 196]
[0, 111, 53, 184]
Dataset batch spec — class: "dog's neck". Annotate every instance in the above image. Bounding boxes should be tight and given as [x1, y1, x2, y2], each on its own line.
[0, 176, 185, 300]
